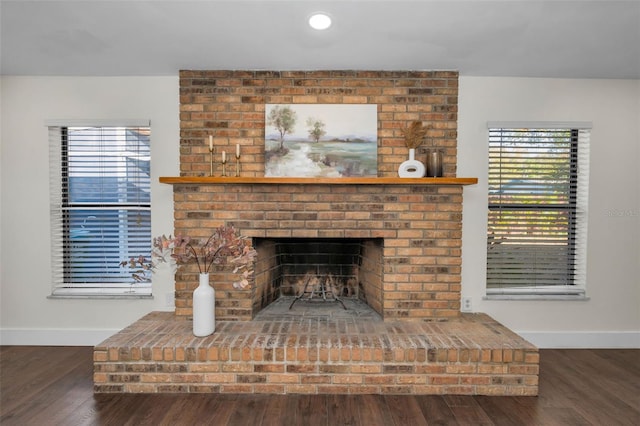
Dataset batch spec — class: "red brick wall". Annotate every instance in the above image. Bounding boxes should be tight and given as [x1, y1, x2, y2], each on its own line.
[174, 70, 462, 321]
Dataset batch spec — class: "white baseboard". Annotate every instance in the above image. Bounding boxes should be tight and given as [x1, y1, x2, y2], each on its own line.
[517, 331, 640, 349]
[0, 328, 120, 346]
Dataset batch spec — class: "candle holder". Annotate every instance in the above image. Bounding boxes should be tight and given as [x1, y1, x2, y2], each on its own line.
[221, 155, 227, 177]
[235, 152, 241, 177]
[209, 147, 214, 177]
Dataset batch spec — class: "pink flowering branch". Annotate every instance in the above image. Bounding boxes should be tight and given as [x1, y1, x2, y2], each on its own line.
[124, 225, 256, 289]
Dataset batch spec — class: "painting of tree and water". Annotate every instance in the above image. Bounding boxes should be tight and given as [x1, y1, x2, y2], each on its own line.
[264, 104, 378, 177]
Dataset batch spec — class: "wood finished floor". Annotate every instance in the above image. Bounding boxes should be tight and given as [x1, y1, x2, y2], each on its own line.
[1, 346, 638, 425]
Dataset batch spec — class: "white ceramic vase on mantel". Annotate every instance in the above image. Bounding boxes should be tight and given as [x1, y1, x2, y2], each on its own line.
[192, 272, 215, 337]
[398, 148, 426, 178]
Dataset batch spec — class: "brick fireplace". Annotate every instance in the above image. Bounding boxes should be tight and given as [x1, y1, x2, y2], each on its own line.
[174, 181, 465, 321]
[93, 70, 539, 396]
[173, 70, 464, 321]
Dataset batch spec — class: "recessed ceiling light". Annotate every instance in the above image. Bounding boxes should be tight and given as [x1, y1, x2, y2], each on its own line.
[308, 12, 332, 30]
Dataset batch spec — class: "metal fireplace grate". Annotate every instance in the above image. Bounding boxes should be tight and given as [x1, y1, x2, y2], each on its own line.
[288, 271, 346, 309]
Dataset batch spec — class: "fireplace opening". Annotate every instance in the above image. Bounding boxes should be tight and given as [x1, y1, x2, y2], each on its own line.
[253, 237, 384, 316]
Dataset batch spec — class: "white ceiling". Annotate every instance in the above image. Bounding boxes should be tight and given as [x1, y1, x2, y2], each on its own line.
[1, 0, 639, 78]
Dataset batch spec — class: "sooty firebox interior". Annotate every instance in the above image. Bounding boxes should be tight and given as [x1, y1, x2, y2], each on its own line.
[252, 237, 384, 316]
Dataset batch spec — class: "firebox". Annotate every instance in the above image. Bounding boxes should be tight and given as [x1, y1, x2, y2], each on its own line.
[253, 238, 384, 316]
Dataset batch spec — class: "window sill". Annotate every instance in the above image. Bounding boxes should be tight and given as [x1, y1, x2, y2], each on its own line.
[49, 285, 153, 299]
[48, 294, 154, 300]
[484, 294, 589, 301]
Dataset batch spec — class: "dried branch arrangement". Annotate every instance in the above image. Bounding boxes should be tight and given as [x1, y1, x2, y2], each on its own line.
[401, 121, 431, 149]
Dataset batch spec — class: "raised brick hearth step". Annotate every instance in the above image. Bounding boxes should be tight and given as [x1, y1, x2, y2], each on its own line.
[94, 304, 538, 396]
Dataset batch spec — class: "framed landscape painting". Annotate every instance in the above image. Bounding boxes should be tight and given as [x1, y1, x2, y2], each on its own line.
[264, 104, 378, 177]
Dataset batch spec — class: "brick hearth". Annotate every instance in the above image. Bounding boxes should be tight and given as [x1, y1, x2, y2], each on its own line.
[94, 303, 539, 396]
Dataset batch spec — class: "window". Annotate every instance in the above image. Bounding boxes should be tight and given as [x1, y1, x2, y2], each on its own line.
[486, 123, 590, 297]
[49, 122, 152, 297]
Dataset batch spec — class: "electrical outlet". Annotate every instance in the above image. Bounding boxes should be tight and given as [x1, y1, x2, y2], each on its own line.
[461, 297, 472, 312]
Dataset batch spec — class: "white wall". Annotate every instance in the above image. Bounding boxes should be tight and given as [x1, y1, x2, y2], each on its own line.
[459, 77, 640, 348]
[0, 76, 179, 345]
[1, 75, 638, 347]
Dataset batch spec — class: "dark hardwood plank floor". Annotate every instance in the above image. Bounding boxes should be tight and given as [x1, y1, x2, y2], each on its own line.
[1, 346, 638, 425]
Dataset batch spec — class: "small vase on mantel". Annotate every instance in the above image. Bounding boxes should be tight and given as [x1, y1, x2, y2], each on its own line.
[398, 148, 426, 178]
[426, 149, 443, 177]
[192, 273, 215, 337]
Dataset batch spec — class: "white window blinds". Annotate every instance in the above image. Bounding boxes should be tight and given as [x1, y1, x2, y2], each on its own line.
[49, 124, 152, 297]
[486, 124, 590, 296]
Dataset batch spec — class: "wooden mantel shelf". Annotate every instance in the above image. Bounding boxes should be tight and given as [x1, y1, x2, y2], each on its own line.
[159, 176, 478, 185]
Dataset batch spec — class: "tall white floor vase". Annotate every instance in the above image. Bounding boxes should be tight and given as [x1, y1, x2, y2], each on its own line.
[192, 273, 215, 336]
